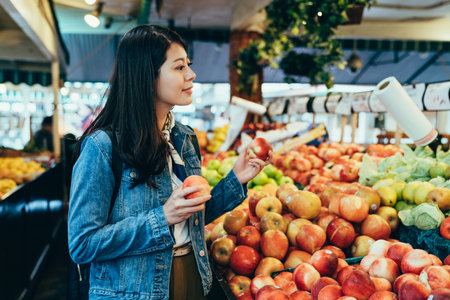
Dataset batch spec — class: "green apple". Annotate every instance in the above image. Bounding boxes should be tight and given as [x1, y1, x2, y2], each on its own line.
[274, 169, 284, 181]
[373, 179, 395, 191]
[201, 166, 207, 177]
[377, 185, 397, 207]
[253, 185, 263, 191]
[223, 156, 238, 165]
[445, 166, 450, 179]
[263, 165, 279, 178]
[278, 176, 294, 185]
[205, 169, 222, 186]
[414, 182, 435, 205]
[395, 201, 414, 211]
[207, 159, 221, 171]
[252, 171, 269, 186]
[218, 162, 233, 176]
[267, 178, 278, 186]
[402, 181, 423, 204]
[429, 162, 448, 178]
[389, 181, 407, 201]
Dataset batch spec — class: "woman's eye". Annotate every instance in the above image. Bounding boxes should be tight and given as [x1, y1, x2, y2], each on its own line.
[177, 65, 185, 70]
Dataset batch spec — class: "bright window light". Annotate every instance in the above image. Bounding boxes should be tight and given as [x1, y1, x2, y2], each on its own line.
[84, 13, 100, 28]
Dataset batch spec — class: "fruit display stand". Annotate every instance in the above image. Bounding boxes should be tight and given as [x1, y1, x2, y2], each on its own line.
[0, 163, 64, 299]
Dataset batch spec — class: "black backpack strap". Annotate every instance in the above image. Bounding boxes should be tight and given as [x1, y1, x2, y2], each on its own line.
[104, 129, 122, 217]
[186, 125, 201, 161]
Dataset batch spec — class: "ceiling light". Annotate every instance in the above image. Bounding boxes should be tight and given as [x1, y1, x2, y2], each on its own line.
[84, 2, 104, 28]
[85, 0, 96, 5]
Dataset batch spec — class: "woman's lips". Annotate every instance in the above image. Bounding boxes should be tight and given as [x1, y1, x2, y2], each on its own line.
[183, 87, 193, 95]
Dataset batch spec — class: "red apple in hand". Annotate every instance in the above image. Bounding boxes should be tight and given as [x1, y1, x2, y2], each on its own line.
[182, 175, 210, 198]
[230, 245, 261, 276]
[248, 138, 273, 161]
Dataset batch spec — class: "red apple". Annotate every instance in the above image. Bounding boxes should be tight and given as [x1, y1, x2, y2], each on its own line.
[371, 277, 392, 292]
[311, 249, 338, 277]
[368, 240, 392, 257]
[249, 137, 273, 161]
[273, 272, 293, 291]
[440, 216, 450, 240]
[445, 255, 450, 265]
[296, 224, 326, 254]
[282, 213, 297, 225]
[223, 268, 236, 282]
[401, 249, 433, 274]
[210, 222, 227, 242]
[254, 257, 285, 277]
[236, 291, 253, 300]
[250, 275, 276, 296]
[317, 213, 339, 232]
[351, 235, 375, 258]
[326, 218, 356, 249]
[277, 183, 298, 208]
[398, 280, 430, 300]
[367, 291, 397, 300]
[283, 281, 299, 295]
[260, 212, 287, 233]
[229, 245, 261, 276]
[360, 254, 383, 273]
[337, 266, 360, 285]
[249, 191, 270, 216]
[293, 263, 321, 291]
[255, 196, 283, 219]
[393, 273, 420, 293]
[287, 218, 312, 247]
[341, 269, 376, 299]
[237, 225, 261, 251]
[333, 258, 349, 280]
[223, 210, 248, 235]
[261, 229, 289, 260]
[428, 288, 450, 300]
[229, 275, 252, 297]
[419, 265, 450, 290]
[376, 206, 399, 232]
[338, 297, 358, 300]
[429, 254, 443, 266]
[355, 186, 381, 213]
[318, 285, 343, 300]
[284, 250, 312, 269]
[322, 245, 346, 259]
[361, 215, 391, 241]
[368, 257, 399, 284]
[255, 285, 290, 300]
[290, 291, 314, 300]
[340, 163, 360, 182]
[210, 236, 236, 266]
[182, 175, 210, 198]
[286, 191, 322, 219]
[386, 242, 413, 266]
[204, 223, 216, 245]
[311, 277, 339, 300]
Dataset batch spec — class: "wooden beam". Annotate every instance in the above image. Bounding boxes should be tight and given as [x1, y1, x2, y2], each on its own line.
[231, 0, 271, 32]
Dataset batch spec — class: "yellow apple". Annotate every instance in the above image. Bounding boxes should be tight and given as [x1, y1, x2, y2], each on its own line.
[377, 185, 398, 207]
[413, 182, 435, 205]
[402, 181, 422, 204]
[285, 191, 321, 219]
[426, 187, 450, 210]
[376, 206, 400, 231]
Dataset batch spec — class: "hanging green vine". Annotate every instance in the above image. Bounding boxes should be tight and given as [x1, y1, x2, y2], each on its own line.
[235, 0, 375, 94]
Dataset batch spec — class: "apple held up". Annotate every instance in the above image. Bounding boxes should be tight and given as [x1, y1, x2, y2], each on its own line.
[182, 175, 211, 198]
[248, 137, 273, 161]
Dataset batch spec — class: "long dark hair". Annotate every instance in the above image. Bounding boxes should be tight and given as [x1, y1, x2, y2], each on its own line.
[74, 25, 187, 186]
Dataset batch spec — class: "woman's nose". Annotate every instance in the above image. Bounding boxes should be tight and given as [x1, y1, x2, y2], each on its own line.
[186, 66, 196, 81]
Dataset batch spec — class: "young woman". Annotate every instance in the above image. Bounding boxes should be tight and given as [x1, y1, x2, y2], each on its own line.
[68, 25, 269, 300]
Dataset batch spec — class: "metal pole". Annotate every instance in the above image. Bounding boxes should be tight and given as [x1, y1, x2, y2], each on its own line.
[51, 61, 60, 162]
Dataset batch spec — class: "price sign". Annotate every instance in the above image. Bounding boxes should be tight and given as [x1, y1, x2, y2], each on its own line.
[326, 94, 341, 113]
[368, 92, 386, 112]
[268, 97, 287, 116]
[423, 82, 450, 111]
[311, 96, 327, 113]
[335, 93, 352, 115]
[404, 83, 425, 110]
[351, 92, 371, 112]
[289, 96, 310, 114]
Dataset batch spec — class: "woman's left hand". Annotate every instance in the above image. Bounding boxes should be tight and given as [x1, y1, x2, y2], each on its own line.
[233, 146, 272, 185]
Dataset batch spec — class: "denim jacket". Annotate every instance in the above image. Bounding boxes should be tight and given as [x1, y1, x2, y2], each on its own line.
[68, 122, 247, 299]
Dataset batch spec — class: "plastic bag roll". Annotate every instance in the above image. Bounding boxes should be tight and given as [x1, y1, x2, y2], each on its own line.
[374, 76, 437, 146]
[231, 96, 267, 115]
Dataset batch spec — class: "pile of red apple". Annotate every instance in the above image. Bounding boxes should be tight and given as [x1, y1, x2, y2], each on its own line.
[272, 142, 402, 186]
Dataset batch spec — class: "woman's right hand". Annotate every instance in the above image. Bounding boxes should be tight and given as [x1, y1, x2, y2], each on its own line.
[163, 186, 211, 226]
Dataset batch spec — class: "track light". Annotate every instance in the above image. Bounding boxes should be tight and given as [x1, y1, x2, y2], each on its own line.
[85, 0, 96, 5]
[84, 2, 104, 28]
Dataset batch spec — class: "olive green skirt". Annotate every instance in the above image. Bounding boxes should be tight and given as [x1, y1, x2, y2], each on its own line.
[169, 251, 207, 300]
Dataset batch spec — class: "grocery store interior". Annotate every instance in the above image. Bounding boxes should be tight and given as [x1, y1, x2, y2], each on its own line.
[0, 0, 449, 299]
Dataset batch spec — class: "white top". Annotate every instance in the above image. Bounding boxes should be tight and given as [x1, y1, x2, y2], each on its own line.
[168, 157, 190, 247]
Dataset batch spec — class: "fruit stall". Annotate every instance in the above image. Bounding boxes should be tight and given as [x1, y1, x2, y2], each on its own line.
[195, 80, 450, 300]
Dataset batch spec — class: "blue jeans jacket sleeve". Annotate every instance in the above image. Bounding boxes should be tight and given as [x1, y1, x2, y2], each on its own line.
[68, 133, 173, 264]
[205, 170, 248, 225]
